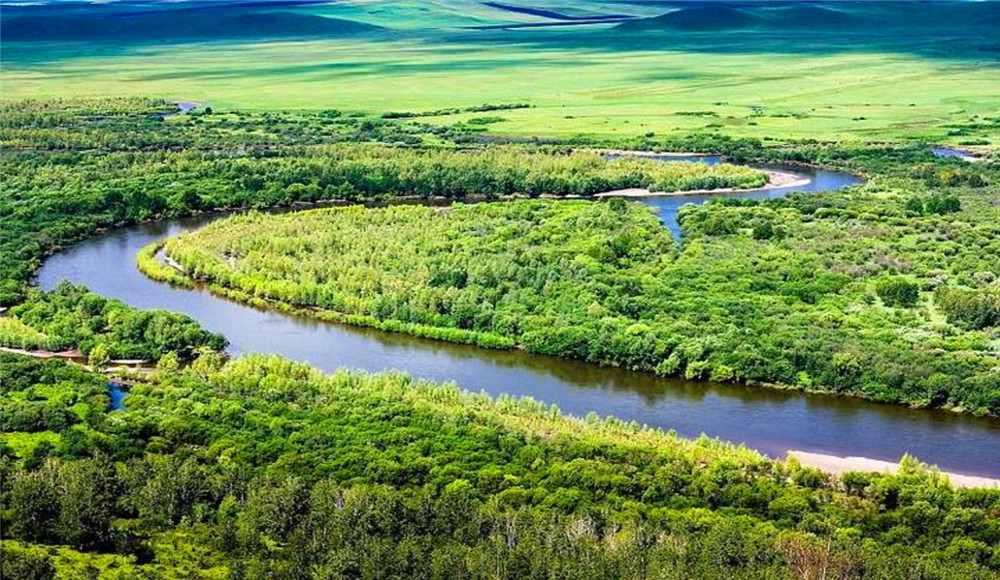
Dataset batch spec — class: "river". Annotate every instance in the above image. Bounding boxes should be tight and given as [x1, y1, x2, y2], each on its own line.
[36, 160, 1000, 478]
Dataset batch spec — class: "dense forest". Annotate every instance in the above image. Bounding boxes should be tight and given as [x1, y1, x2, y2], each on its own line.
[2, 99, 999, 578]
[3, 352, 1000, 578]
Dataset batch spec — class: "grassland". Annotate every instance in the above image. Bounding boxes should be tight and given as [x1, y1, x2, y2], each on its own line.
[4, 37, 996, 143]
[3, 1, 998, 143]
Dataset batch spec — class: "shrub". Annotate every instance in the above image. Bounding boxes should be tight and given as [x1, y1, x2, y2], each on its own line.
[876, 277, 920, 308]
[936, 287, 1000, 330]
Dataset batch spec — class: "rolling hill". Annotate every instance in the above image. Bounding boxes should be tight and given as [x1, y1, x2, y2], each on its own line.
[1, 2, 382, 42]
[615, 1, 1000, 33]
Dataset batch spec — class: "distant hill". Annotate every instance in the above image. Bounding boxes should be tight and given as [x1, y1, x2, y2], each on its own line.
[1, 3, 382, 42]
[754, 4, 864, 29]
[616, 6, 761, 31]
[481, 1, 632, 22]
[616, 1, 1000, 33]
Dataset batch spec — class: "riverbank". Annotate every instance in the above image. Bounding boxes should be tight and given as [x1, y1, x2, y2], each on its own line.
[601, 149, 719, 161]
[595, 168, 810, 198]
[790, 450, 1000, 489]
[931, 146, 986, 163]
[163, 100, 200, 118]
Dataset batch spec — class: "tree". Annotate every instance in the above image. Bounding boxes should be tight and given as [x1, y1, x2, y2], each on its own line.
[156, 350, 181, 375]
[87, 344, 110, 370]
[8, 463, 61, 543]
[56, 457, 122, 551]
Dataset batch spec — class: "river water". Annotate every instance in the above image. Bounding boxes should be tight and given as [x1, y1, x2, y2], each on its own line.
[36, 161, 1000, 478]
[931, 147, 979, 163]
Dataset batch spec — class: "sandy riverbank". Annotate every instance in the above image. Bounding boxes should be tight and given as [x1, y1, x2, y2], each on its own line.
[595, 169, 810, 198]
[790, 450, 1000, 489]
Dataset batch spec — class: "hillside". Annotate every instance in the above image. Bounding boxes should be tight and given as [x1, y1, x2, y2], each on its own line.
[616, 5, 762, 31]
[617, 1, 1000, 33]
[1, 3, 381, 42]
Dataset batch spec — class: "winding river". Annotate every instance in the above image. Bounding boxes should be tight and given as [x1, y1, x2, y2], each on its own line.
[36, 160, 1000, 478]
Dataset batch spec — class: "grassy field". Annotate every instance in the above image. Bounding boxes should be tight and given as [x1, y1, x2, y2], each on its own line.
[3, 1, 998, 143]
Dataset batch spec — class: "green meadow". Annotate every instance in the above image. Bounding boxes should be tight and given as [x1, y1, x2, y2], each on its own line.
[2, 0, 998, 143]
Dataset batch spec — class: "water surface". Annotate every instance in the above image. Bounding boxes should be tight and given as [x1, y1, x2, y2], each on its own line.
[931, 146, 978, 162]
[108, 382, 127, 411]
[639, 161, 864, 236]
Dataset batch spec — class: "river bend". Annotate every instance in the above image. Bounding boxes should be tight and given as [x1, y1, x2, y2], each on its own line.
[36, 160, 1000, 478]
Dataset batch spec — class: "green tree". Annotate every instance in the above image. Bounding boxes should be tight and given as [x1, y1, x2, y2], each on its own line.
[87, 344, 110, 369]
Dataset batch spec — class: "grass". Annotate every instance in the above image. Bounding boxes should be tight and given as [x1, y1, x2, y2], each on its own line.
[1, 430, 60, 458]
[3, 31, 998, 143]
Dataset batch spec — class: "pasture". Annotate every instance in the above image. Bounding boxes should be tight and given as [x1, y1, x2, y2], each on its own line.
[2, 0, 998, 143]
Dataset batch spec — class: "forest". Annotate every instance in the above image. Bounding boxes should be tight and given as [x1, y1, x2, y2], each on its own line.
[1, 282, 226, 362]
[0, 99, 763, 306]
[3, 352, 1000, 579]
[2, 99, 999, 578]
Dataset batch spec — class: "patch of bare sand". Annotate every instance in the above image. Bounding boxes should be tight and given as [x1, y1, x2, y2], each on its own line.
[789, 450, 999, 489]
[595, 169, 810, 198]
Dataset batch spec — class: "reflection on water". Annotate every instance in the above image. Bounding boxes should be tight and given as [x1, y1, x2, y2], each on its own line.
[35, 164, 1000, 478]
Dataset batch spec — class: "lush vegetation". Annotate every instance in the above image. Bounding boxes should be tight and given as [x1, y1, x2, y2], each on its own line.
[3, 99, 996, 413]
[156, 201, 673, 350]
[155, 169, 1000, 415]
[0, 98, 761, 305]
[2, 96, 998, 577]
[1, 282, 226, 361]
[2, 352, 1000, 579]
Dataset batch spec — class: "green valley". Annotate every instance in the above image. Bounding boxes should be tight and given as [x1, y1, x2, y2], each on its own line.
[2, 2, 1000, 579]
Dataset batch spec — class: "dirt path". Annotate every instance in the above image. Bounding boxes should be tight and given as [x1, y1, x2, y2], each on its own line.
[0, 346, 85, 361]
[0, 346, 150, 370]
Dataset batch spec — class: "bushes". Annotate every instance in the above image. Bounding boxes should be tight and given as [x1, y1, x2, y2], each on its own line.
[936, 287, 1000, 330]
[904, 194, 962, 216]
[2, 353, 999, 578]
[0, 317, 53, 351]
[0, 544, 55, 580]
[135, 242, 194, 288]
[876, 277, 920, 308]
